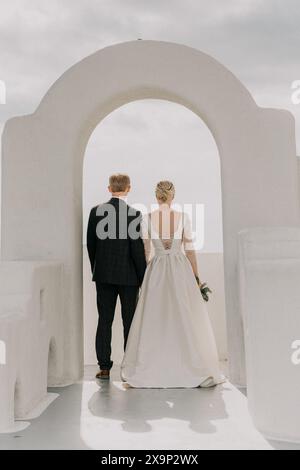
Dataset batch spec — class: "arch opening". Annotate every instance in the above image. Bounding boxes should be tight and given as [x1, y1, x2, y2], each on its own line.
[82, 98, 227, 367]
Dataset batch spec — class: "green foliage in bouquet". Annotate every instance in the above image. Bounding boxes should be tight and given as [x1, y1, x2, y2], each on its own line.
[195, 276, 212, 302]
[200, 282, 212, 302]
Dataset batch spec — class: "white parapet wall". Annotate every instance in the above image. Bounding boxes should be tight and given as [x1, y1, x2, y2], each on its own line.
[0, 261, 64, 433]
[238, 227, 300, 443]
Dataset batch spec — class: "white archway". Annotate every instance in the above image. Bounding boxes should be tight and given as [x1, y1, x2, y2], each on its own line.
[82, 99, 226, 366]
[2, 40, 299, 386]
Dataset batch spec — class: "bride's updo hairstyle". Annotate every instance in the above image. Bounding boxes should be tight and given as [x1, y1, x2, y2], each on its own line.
[155, 180, 175, 203]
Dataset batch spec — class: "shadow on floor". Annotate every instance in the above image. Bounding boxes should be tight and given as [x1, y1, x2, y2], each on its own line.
[4, 366, 298, 450]
[267, 439, 300, 450]
[88, 374, 230, 435]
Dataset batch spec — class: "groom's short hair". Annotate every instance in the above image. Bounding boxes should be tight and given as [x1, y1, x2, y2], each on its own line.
[109, 174, 131, 192]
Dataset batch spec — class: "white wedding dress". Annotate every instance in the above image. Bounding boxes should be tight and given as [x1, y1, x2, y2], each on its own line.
[120, 211, 224, 388]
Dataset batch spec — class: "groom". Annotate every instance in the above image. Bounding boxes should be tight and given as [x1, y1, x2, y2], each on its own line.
[87, 174, 147, 380]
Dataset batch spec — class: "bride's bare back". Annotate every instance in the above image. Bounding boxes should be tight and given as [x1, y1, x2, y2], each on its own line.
[150, 209, 182, 248]
[142, 208, 201, 283]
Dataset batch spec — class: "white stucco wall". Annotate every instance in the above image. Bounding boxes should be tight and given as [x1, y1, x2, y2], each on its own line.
[0, 261, 64, 432]
[238, 227, 300, 442]
[1, 41, 299, 386]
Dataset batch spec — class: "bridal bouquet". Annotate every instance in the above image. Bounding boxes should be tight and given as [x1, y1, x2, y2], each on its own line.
[200, 282, 212, 302]
[195, 276, 212, 302]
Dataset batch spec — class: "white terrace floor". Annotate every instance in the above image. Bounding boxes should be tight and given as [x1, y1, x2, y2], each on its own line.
[0, 365, 299, 450]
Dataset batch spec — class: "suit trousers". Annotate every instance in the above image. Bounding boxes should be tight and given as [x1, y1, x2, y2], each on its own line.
[95, 282, 139, 370]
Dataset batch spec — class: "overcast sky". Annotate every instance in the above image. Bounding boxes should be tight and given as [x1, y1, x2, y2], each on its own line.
[0, 0, 300, 251]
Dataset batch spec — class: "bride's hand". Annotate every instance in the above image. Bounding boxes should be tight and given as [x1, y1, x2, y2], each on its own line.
[195, 275, 212, 302]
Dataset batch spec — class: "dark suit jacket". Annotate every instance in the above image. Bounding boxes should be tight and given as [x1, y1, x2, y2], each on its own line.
[87, 198, 147, 286]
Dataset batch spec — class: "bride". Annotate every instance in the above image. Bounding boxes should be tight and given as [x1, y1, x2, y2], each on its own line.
[121, 181, 224, 388]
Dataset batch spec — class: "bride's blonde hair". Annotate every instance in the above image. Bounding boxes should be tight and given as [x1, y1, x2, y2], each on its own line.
[155, 180, 175, 203]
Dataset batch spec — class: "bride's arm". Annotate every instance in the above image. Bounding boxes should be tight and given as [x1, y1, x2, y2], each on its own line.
[183, 213, 203, 285]
[141, 216, 151, 263]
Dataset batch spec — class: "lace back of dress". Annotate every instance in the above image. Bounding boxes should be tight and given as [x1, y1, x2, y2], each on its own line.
[161, 238, 173, 250]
